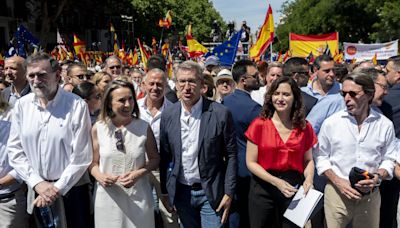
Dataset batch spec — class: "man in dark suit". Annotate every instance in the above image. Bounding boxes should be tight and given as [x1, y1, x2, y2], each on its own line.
[379, 56, 400, 228]
[2, 56, 31, 105]
[222, 59, 261, 228]
[159, 60, 237, 228]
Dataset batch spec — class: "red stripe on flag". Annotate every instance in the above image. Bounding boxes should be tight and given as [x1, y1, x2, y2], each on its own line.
[290, 32, 338, 41]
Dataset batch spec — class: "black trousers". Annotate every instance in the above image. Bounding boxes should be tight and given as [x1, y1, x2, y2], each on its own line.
[248, 171, 304, 228]
[379, 178, 400, 228]
[34, 184, 91, 228]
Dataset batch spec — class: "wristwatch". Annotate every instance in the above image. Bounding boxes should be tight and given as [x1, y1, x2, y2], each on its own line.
[374, 173, 382, 187]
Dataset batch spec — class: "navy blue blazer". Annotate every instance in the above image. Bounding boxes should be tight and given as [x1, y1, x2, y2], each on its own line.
[222, 89, 261, 178]
[159, 98, 237, 210]
[380, 84, 400, 137]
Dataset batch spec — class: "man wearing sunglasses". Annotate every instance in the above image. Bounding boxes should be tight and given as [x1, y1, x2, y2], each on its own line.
[67, 62, 89, 86]
[302, 54, 341, 99]
[315, 72, 397, 228]
[104, 55, 122, 79]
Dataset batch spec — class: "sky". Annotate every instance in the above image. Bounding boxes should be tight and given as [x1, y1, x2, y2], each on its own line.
[211, 0, 288, 32]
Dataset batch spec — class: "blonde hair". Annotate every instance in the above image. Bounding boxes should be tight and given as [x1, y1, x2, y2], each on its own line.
[92, 71, 112, 85]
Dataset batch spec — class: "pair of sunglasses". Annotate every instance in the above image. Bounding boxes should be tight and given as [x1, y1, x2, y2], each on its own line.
[115, 129, 125, 152]
[340, 90, 362, 98]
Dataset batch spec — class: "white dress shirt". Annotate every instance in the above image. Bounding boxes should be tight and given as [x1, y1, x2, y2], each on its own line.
[178, 97, 203, 185]
[0, 109, 22, 195]
[7, 87, 93, 195]
[315, 108, 397, 180]
[250, 85, 267, 106]
[138, 96, 172, 151]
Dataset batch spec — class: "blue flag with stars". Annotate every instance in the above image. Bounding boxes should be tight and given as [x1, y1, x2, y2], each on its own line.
[205, 30, 242, 66]
[15, 25, 40, 57]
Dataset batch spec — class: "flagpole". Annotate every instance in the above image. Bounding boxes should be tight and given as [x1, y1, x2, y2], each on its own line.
[270, 43, 273, 62]
[159, 27, 165, 54]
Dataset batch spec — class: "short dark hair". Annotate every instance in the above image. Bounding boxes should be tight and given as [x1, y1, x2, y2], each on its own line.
[232, 59, 255, 83]
[67, 62, 86, 76]
[147, 54, 166, 72]
[343, 72, 375, 103]
[72, 81, 97, 100]
[334, 63, 349, 83]
[313, 54, 333, 69]
[283, 57, 308, 77]
[261, 76, 306, 129]
[99, 80, 140, 122]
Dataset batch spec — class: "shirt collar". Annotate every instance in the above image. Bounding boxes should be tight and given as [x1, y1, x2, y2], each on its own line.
[32, 86, 62, 109]
[140, 95, 171, 113]
[181, 96, 203, 118]
[11, 82, 30, 96]
[341, 107, 380, 123]
[308, 79, 341, 95]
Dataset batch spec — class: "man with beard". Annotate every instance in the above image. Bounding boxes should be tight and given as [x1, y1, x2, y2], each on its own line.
[222, 59, 261, 228]
[7, 53, 92, 228]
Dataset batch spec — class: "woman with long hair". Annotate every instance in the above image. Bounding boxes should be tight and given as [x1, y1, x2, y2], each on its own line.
[89, 80, 159, 228]
[245, 76, 317, 228]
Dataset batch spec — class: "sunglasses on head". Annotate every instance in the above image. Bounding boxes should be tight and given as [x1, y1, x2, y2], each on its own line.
[340, 90, 362, 98]
[115, 129, 125, 152]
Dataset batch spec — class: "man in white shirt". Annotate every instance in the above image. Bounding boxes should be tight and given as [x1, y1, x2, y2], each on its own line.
[160, 61, 237, 228]
[7, 53, 93, 228]
[315, 72, 397, 228]
[251, 62, 282, 105]
[138, 68, 177, 228]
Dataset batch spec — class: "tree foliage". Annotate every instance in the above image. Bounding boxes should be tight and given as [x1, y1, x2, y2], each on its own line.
[275, 0, 400, 51]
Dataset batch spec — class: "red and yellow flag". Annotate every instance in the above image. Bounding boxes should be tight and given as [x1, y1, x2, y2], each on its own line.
[137, 38, 149, 69]
[372, 53, 378, 65]
[162, 43, 169, 57]
[159, 10, 172, 28]
[289, 32, 339, 57]
[73, 34, 86, 56]
[249, 4, 274, 59]
[0, 53, 4, 65]
[186, 24, 208, 57]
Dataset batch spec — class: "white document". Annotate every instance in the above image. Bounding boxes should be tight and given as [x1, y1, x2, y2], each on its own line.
[283, 186, 323, 228]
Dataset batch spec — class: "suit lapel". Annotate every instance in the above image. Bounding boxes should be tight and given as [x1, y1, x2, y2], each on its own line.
[173, 103, 183, 164]
[198, 98, 212, 152]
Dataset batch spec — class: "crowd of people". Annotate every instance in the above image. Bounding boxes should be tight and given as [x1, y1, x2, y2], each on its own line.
[0, 50, 399, 228]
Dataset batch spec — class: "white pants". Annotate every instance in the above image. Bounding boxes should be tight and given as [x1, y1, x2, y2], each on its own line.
[0, 189, 29, 228]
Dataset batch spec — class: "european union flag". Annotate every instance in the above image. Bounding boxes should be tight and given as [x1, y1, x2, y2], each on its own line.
[15, 25, 40, 57]
[205, 30, 242, 66]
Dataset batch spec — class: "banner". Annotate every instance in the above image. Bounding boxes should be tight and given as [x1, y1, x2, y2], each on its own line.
[289, 32, 338, 57]
[343, 40, 398, 60]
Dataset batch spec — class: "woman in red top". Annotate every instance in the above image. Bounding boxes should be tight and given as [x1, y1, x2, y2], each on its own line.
[245, 76, 317, 228]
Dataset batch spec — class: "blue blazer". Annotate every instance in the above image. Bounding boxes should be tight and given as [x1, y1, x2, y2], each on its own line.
[159, 98, 237, 210]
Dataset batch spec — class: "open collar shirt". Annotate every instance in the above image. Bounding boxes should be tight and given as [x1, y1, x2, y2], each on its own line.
[138, 96, 172, 151]
[315, 108, 397, 180]
[178, 96, 203, 185]
[7, 87, 93, 195]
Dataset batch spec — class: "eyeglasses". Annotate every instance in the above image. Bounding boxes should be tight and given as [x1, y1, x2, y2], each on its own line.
[340, 90, 363, 98]
[216, 79, 233, 85]
[109, 65, 122, 70]
[375, 82, 388, 91]
[177, 79, 198, 87]
[245, 72, 259, 79]
[115, 129, 125, 152]
[321, 68, 334, 74]
[75, 74, 92, 80]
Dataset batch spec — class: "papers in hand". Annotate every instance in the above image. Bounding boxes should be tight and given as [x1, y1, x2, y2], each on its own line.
[283, 186, 323, 228]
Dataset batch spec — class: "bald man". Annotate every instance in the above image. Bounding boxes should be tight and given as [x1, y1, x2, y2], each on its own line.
[2, 56, 31, 105]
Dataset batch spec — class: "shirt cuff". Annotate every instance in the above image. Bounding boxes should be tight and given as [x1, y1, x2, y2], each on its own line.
[8, 170, 23, 183]
[28, 174, 44, 190]
[379, 160, 395, 180]
[53, 181, 69, 196]
[316, 160, 332, 176]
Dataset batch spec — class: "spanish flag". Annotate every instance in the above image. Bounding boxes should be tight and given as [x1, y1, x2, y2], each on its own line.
[289, 32, 339, 57]
[186, 23, 208, 57]
[249, 4, 274, 59]
[0, 53, 4, 65]
[159, 10, 172, 28]
[137, 38, 149, 69]
[73, 34, 86, 56]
